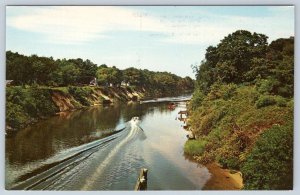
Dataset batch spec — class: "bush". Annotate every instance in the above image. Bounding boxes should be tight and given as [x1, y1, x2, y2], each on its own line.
[68, 86, 92, 106]
[218, 156, 240, 170]
[189, 89, 205, 110]
[241, 123, 293, 190]
[256, 78, 277, 94]
[255, 95, 276, 108]
[30, 89, 58, 116]
[184, 140, 207, 156]
[6, 102, 28, 129]
[6, 87, 58, 129]
[274, 96, 287, 107]
[221, 83, 237, 100]
[256, 94, 288, 108]
[256, 77, 293, 98]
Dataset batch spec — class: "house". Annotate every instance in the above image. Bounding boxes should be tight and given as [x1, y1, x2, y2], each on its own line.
[121, 81, 130, 86]
[89, 77, 97, 86]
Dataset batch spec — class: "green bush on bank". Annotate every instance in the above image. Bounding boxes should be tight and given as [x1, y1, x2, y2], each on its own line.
[255, 95, 277, 108]
[6, 86, 58, 129]
[6, 101, 29, 129]
[255, 95, 288, 108]
[184, 140, 207, 156]
[218, 156, 240, 170]
[189, 89, 205, 110]
[68, 86, 93, 106]
[241, 123, 293, 190]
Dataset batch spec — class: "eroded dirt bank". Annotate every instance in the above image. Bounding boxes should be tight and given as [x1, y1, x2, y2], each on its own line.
[6, 86, 145, 132]
[203, 163, 243, 190]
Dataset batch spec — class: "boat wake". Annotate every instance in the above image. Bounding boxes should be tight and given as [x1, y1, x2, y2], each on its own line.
[81, 117, 143, 190]
[9, 117, 144, 190]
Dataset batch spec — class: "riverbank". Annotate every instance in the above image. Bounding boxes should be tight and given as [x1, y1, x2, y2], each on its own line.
[204, 163, 243, 190]
[183, 153, 243, 190]
[6, 85, 145, 132]
[184, 84, 293, 190]
[6, 85, 191, 133]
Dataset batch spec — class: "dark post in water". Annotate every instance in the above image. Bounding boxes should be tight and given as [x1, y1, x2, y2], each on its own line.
[134, 168, 148, 190]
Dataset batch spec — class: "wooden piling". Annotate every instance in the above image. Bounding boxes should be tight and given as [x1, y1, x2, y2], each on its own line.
[134, 168, 148, 191]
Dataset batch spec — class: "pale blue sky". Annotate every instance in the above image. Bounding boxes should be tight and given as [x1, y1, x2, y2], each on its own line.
[6, 6, 294, 78]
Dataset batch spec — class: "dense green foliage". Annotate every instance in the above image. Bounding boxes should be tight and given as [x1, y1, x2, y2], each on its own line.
[6, 87, 59, 129]
[6, 85, 144, 131]
[68, 86, 93, 106]
[187, 30, 294, 189]
[6, 51, 194, 94]
[186, 84, 293, 166]
[194, 30, 293, 97]
[241, 123, 293, 190]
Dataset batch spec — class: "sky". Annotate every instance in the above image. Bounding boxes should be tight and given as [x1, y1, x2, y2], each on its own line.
[6, 6, 294, 78]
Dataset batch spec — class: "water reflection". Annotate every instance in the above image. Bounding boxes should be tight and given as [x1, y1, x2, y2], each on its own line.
[6, 97, 209, 190]
[6, 102, 171, 166]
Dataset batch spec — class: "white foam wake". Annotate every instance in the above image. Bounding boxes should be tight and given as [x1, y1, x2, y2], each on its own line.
[81, 117, 142, 190]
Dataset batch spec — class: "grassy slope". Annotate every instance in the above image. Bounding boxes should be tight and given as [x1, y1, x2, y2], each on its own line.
[185, 84, 293, 189]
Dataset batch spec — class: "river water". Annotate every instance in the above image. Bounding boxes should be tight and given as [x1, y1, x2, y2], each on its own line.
[5, 95, 210, 190]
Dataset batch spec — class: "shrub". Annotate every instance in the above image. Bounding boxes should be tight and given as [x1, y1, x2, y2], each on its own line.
[30, 89, 58, 116]
[256, 78, 276, 94]
[189, 89, 205, 110]
[255, 95, 276, 108]
[68, 86, 92, 106]
[6, 87, 58, 129]
[241, 123, 293, 190]
[256, 95, 288, 108]
[221, 83, 237, 100]
[274, 96, 287, 107]
[6, 102, 28, 129]
[256, 77, 293, 98]
[218, 156, 240, 170]
[184, 140, 207, 156]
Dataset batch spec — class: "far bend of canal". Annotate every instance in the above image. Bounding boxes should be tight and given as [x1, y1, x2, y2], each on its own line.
[5, 95, 211, 190]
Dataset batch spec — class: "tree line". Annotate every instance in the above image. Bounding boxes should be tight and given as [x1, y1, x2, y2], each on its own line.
[6, 51, 194, 91]
[194, 30, 293, 98]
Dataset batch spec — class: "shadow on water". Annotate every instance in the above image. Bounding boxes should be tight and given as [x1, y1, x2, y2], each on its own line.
[6, 102, 161, 164]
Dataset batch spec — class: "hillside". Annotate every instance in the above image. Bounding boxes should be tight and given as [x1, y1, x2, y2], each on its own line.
[6, 86, 146, 132]
[185, 30, 294, 190]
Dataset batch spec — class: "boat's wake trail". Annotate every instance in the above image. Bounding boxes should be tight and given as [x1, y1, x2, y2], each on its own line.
[9, 117, 144, 190]
[81, 117, 143, 190]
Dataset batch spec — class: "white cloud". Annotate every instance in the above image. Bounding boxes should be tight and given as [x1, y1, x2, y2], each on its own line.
[161, 8, 294, 45]
[7, 6, 294, 46]
[7, 6, 164, 44]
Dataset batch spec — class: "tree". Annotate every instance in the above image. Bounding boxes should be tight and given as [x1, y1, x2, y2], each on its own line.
[59, 60, 80, 85]
[195, 30, 269, 93]
[6, 51, 33, 85]
[123, 67, 145, 86]
[216, 30, 268, 83]
[6, 51, 195, 93]
[68, 58, 97, 84]
[96, 65, 123, 86]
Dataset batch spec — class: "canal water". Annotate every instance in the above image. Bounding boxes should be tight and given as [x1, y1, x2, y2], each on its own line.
[5, 95, 210, 190]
